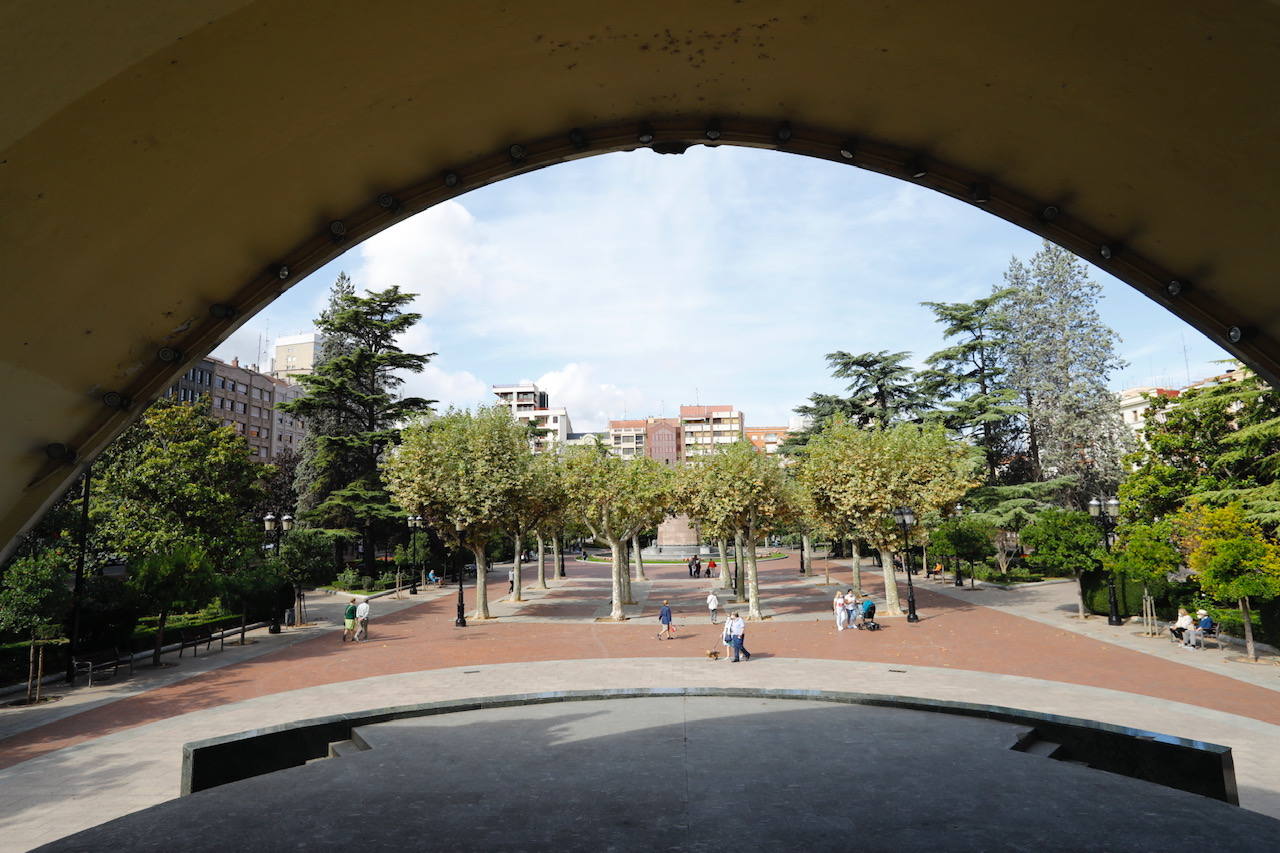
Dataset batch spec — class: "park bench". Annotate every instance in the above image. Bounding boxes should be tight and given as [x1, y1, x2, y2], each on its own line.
[72, 646, 134, 686]
[178, 625, 224, 658]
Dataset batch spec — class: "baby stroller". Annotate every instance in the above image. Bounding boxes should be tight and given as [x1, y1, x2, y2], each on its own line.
[856, 602, 880, 631]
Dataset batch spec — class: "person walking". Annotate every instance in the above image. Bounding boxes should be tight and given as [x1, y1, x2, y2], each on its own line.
[342, 598, 358, 642]
[687, 556, 697, 578]
[657, 599, 677, 639]
[693, 555, 702, 578]
[707, 557, 717, 579]
[833, 590, 848, 631]
[354, 597, 371, 641]
[727, 612, 750, 662]
[508, 566, 515, 594]
[706, 590, 720, 624]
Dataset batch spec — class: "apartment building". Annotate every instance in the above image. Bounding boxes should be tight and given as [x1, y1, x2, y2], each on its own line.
[270, 377, 307, 457]
[744, 425, 790, 454]
[492, 383, 573, 452]
[605, 417, 682, 464]
[272, 333, 318, 379]
[162, 356, 305, 459]
[679, 405, 744, 458]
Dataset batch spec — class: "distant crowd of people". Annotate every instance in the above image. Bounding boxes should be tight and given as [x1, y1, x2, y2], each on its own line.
[685, 555, 717, 578]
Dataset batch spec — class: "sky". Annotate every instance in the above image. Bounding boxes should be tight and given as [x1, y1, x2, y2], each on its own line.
[213, 146, 1233, 433]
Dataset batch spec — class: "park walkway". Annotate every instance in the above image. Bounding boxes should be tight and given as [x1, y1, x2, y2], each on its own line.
[1, 553, 1278, 849]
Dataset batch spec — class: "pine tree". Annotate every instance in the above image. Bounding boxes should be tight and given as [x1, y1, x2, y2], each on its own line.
[920, 289, 1021, 482]
[293, 273, 360, 520]
[1003, 242, 1131, 501]
[280, 284, 435, 574]
[826, 350, 931, 429]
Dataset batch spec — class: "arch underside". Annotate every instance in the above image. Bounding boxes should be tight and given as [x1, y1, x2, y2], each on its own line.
[2, 0, 1279, 557]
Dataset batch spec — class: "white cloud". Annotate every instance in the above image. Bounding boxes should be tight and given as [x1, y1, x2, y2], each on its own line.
[221, 144, 1232, 432]
[533, 362, 647, 432]
[401, 362, 488, 411]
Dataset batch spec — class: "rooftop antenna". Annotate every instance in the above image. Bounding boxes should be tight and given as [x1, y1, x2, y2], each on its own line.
[1181, 333, 1192, 387]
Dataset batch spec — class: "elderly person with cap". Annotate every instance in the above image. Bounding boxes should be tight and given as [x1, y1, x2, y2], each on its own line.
[1184, 609, 1214, 649]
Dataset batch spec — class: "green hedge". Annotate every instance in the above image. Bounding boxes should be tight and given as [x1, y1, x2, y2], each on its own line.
[1082, 571, 1280, 648]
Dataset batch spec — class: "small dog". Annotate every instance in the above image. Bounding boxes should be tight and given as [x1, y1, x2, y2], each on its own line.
[706, 649, 721, 660]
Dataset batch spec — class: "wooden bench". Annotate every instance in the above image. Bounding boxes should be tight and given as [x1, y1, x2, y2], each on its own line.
[178, 625, 224, 658]
[72, 646, 134, 686]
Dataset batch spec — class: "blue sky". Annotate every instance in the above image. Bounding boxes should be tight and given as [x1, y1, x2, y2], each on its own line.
[214, 146, 1232, 432]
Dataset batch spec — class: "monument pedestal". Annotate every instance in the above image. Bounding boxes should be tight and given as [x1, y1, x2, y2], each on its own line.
[644, 514, 707, 557]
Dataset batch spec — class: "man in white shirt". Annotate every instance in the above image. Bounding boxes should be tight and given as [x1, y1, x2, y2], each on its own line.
[727, 612, 750, 662]
[706, 591, 720, 624]
[355, 598, 371, 641]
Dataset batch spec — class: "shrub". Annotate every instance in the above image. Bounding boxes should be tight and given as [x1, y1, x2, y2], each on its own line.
[334, 568, 361, 590]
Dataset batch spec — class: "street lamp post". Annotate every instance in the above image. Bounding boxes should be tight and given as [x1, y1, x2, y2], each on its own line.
[265, 512, 297, 626]
[1088, 496, 1124, 627]
[454, 554, 467, 628]
[953, 503, 965, 588]
[892, 506, 921, 623]
[406, 515, 422, 595]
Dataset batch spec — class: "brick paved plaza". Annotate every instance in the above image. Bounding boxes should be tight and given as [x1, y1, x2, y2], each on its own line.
[2, 552, 1279, 849]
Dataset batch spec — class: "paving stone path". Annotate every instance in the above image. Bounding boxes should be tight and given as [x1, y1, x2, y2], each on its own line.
[1, 552, 1277, 850]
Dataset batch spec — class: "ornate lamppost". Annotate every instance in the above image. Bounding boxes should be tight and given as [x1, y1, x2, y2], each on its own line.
[953, 503, 966, 588]
[1088, 496, 1124, 626]
[264, 512, 297, 625]
[892, 506, 921, 623]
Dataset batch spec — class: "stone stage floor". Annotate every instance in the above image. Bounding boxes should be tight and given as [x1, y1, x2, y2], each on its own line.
[39, 697, 1280, 852]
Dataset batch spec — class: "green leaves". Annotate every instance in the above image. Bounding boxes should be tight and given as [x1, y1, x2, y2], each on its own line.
[281, 282, 435, 534]
[383, 406, 533, 550]
[0, 549, 72, 637]
[1021, 509, 1102, 577]
[93, 398, 265, 570]
[677, 441, 789, 539]
[801, 421, 981, 550]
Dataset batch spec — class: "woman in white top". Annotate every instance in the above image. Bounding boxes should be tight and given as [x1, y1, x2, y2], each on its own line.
[1169, 607, 1193, 642]
[834, 591, 848, 631]
[844, 590, 859, 629]
[706, 591, 720, 624]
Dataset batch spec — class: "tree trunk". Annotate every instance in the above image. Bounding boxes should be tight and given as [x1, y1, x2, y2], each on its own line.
[801, 533, 812, 577]
[152, 608, 169, 667]
[632, 534, 647, 580]
[620, 539, 634, 604]
[718, 538, 731, 588]
[1025, 391, 1042, 481]
[746, 534, 763, 621]
[470, 545, 491, 619]
[26, 631, 36, 704]
[512, 533, 523, 602]
[363, 521, 375, 576]
[536, 533, 548, 589]
[881, 550, 903, 616]
[35, 644, 45, 703]
[851, 540, 863, 594]
[1075, 572, 1087, 619]
[553, 533, 566, 578]
[734, 533, 746, 599]
[1241, 597, 1256, 661]
[608, 539, 626, 621]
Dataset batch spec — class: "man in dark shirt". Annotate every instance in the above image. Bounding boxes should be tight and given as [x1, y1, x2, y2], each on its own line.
[657, 600, 676, 639]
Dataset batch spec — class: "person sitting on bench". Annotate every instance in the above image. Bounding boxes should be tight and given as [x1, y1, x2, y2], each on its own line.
[1169, 607, 1193, 642]
[427, 569, 441, 586]
[1185, 609, 1215, 649]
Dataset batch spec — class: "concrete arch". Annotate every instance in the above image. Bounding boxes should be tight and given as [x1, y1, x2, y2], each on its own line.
[2, 1, 1279, 556]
